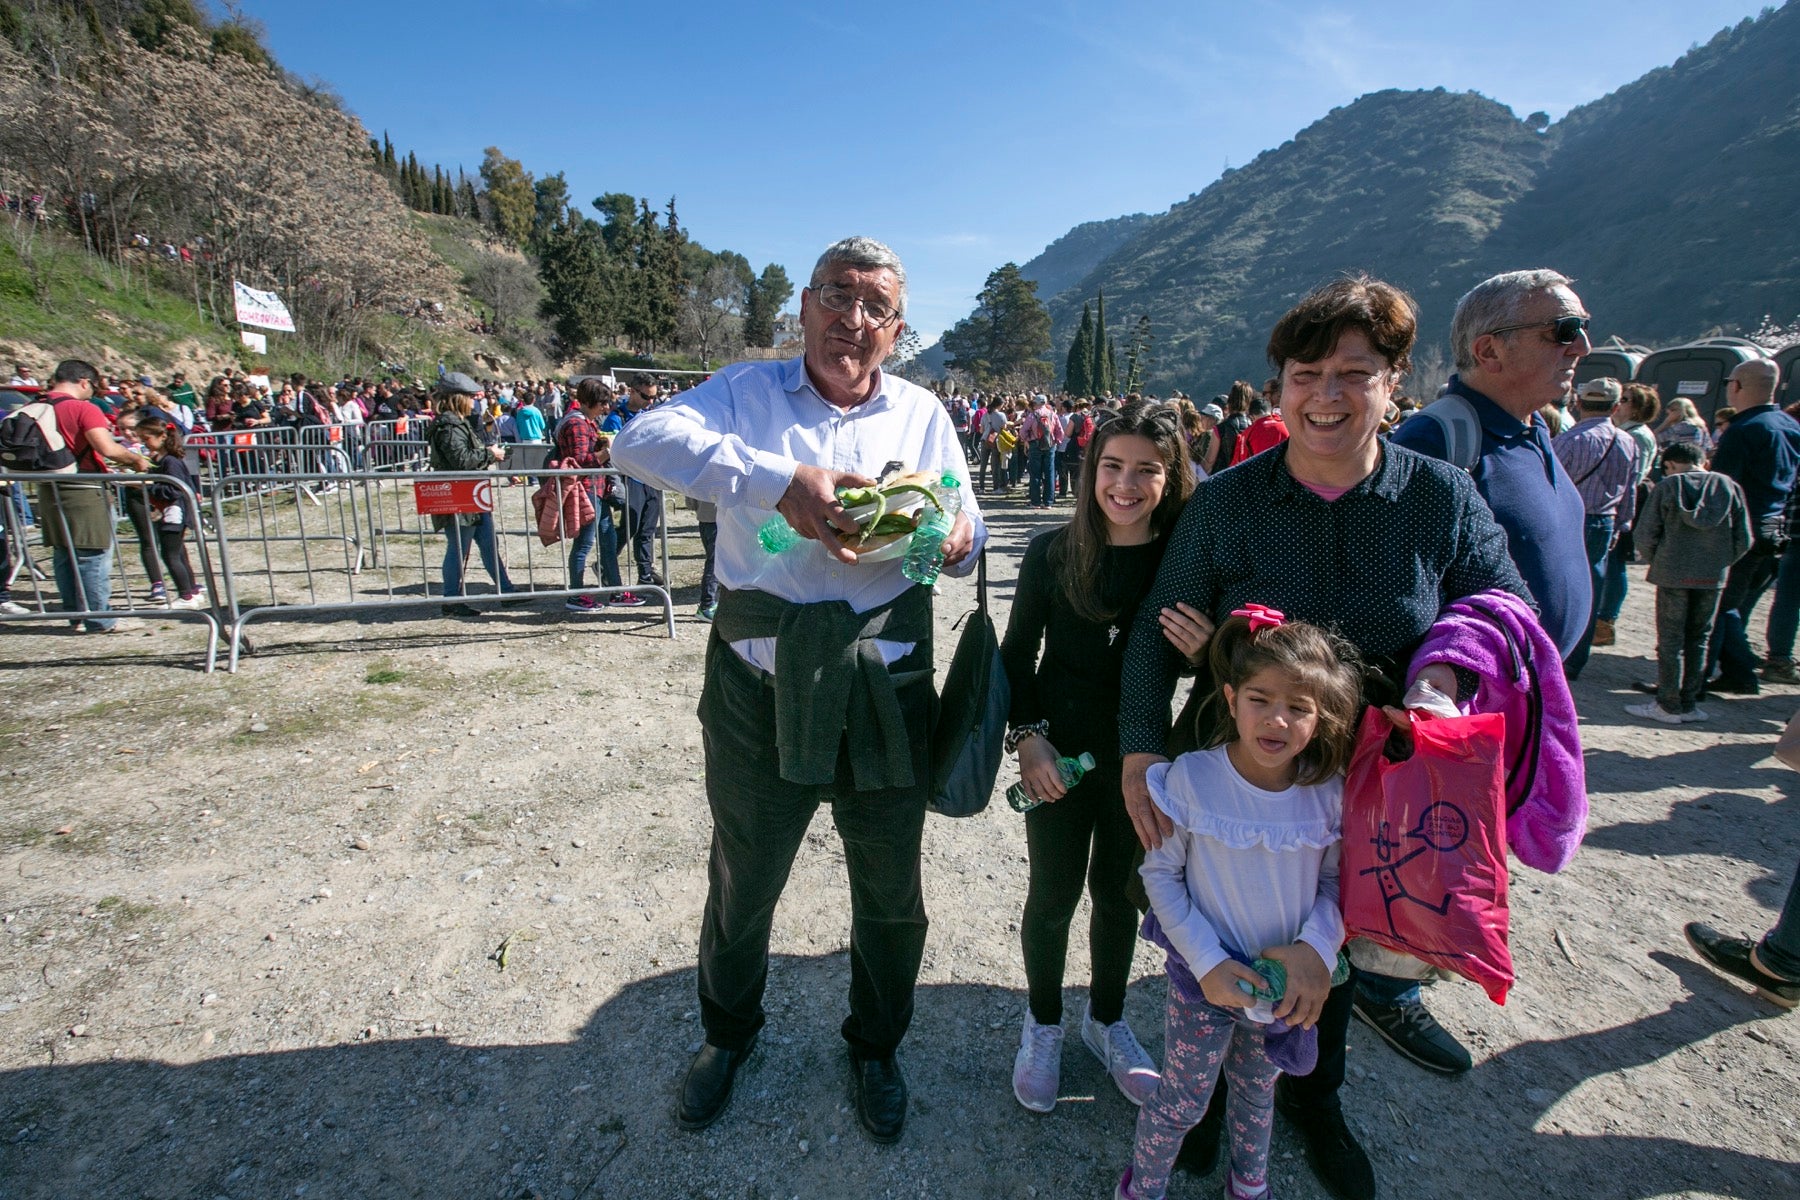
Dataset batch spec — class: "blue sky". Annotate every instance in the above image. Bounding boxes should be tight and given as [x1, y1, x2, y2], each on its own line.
[239, 0, 1768, 344]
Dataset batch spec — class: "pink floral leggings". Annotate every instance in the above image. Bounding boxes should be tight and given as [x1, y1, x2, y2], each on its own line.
[1129, 993, 1280, 1199]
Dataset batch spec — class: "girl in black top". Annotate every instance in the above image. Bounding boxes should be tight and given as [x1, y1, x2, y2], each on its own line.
[133, 410, 205, 606]
[1001, 400, 1199, 1114]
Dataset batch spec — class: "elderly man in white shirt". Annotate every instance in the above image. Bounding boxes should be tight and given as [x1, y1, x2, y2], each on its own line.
[612, 236, 985, 1147]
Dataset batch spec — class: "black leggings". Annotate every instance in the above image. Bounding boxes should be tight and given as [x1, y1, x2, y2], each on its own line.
[124, 491, 163, 587]
[1020, 759, 1141, 1026]
[155, 526, 196, 598]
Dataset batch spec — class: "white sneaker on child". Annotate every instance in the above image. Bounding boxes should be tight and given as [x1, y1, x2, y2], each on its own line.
[1012, 1012, 1063, 1113]
[1081, 1002, 1160, 1106]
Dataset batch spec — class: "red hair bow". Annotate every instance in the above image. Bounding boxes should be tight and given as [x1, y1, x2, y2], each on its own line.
[1231, 604, 1285, 634]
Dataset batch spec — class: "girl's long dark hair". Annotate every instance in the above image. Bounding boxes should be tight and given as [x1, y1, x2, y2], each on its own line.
[1200, 613, 1363, 786]
[133, 410, 185, 458]
[1056, 399, 1194, 624]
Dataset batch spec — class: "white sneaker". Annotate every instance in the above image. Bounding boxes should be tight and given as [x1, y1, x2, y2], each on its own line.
[1012, 1012, 1063, 1113]
[0, 600, 30, 616]
[1682, 706, 1711, 723]
[1625, 701, 1684, 726]
[1081, 1004, 1160, 1106]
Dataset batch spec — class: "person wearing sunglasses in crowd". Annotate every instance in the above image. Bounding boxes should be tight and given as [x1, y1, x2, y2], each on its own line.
[1371, 270, 1592, 1083]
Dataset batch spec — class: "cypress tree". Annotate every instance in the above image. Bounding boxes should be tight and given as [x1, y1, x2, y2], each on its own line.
[1065, 303, 1093, 395]
[1090, 289, 1110, 396]
[1106, 336, 1118, 394]
[381, 132, 396, 177]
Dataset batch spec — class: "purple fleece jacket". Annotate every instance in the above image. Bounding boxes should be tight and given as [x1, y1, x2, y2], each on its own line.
[1408, 590, 1588, 874]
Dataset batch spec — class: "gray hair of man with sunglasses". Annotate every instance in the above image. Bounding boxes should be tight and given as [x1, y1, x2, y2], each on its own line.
[810, 236, 907, 320]
[1449, 268, 1575, 374]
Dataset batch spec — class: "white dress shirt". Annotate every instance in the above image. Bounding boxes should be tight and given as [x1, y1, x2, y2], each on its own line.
[610, 356, 987, 673]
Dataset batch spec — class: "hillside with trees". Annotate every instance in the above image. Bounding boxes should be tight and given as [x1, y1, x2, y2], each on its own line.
[0, 0, 790, 379]
[942, 4, 1800, 395]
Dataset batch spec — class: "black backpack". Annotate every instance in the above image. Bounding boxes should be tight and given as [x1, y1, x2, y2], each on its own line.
[0, 399, 78, 473]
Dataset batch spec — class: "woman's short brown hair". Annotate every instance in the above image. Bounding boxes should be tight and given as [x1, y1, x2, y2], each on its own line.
[1267, 275, 1418, 376]
[575, 377, 612, 409]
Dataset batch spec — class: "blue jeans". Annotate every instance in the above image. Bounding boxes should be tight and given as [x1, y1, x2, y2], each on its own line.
[1596, 522, 1632, 623]
[1563, 513, 1615, 680]
[1764, 538, 1800, 663]
[699, 519, 719, 608]
[567, 509, 621, 590]
[53, 544, 115, 631]
[441, 512, 512, 597]
[1027, 444, 1053, 505]
[624, 480, 662, 584]
[1761, 856, 1800, 981]
[1708, 537, 1782, 684]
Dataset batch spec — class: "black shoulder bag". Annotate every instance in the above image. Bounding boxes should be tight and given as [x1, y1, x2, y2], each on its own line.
[928, 550, 1009, 817]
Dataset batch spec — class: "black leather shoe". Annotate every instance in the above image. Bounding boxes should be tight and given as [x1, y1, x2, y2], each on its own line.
[1707, 675, 1760, 695]
[676, 1039, 755, 1131]
[848, 1049, 907, 1143]
[1275, 1093, 1377, 1200]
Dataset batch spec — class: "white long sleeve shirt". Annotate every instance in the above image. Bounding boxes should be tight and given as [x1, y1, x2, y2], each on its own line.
[1142, 746, 1345, 985]
[610, 357, 987, 673]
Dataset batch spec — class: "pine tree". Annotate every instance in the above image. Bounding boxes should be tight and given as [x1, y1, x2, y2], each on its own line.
[1065, 303, 1094, 395]
[941, 263, 1053, 386]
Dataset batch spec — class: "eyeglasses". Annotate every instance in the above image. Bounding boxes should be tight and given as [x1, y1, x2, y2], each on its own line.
[1485, 315, 1591, 345]
[812, 284, 901, 329]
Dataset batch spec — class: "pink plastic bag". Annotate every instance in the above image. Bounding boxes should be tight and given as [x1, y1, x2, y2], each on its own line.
[1341, 708, 1513, 1004]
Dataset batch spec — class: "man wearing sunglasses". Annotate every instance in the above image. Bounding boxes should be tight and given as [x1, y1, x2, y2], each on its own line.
[1377, 269, 1592, 1078]
[611, 236, 985, 1147]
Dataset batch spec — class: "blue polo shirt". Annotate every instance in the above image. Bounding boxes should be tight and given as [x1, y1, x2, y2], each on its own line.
[1390, 377, 1590, 659]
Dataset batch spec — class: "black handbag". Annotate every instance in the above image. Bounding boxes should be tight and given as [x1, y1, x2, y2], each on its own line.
[929, 550, 1008, 817]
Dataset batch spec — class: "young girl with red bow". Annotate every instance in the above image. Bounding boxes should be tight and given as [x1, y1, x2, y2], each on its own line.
[1118, 607, 1362, 1200]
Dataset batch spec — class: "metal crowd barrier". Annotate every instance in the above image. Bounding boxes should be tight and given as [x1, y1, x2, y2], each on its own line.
[358, 416, 432, 472]
[208, 467, 674, 671]
[0, 473, 223, 671]
[185, 429, 353, 502]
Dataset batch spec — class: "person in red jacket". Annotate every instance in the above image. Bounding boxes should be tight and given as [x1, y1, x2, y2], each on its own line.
[1230, 394, 1290, 465]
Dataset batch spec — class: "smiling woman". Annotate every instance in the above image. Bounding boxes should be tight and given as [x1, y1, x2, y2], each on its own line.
[1117, 275, 1533, 1199]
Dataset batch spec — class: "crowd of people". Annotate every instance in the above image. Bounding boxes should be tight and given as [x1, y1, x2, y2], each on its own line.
[0, 362, 706, 625]
[6, 236, 1798, 1200]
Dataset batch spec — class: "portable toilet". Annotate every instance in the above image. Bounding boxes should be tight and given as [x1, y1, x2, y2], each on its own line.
[1635, 338, 1770, 426]
[1575, 339, 1647, 389]
[1776, 344, 1800, 408]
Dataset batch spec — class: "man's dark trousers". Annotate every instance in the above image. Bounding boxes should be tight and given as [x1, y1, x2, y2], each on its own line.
[1708, 536, 1783, 685]
[694, 638, 932, 1059]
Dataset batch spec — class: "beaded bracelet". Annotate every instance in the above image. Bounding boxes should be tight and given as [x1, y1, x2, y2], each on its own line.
[1004, 720, 1049, 755]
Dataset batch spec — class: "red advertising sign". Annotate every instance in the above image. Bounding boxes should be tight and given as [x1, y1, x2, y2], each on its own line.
[412, 478, 494, 516]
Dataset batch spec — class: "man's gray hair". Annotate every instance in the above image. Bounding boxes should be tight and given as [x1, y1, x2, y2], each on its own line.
[1450, 269, 1574, 374]
[810, 236, 908, 319]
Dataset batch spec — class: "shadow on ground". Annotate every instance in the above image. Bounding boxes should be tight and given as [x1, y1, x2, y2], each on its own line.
[3, 951, 1795, 1200]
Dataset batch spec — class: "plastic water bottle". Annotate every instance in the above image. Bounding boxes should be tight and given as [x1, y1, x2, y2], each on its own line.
[900, 473, 965, 587]
[1007, 751, 1096, 813]
[758, 514, 802, 555]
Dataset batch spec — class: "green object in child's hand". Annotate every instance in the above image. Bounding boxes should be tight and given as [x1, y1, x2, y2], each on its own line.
[1234, 949, 1353, 1003]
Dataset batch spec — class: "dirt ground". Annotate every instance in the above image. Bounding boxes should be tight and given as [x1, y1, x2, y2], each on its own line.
[1, 495, 1796, 1200]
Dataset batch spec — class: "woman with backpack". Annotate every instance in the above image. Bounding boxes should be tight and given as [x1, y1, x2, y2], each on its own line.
[426, 374, 517, 617]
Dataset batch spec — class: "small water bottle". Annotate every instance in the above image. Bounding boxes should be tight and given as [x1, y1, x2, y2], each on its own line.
[758, 514, 802, 555]
[1007, 751, 1097, 813]
[899, 473, 965, 587]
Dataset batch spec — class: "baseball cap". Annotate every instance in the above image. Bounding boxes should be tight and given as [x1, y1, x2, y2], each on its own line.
[1579, 377, 1622, 404]
[1200, 403, 1225, 421]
